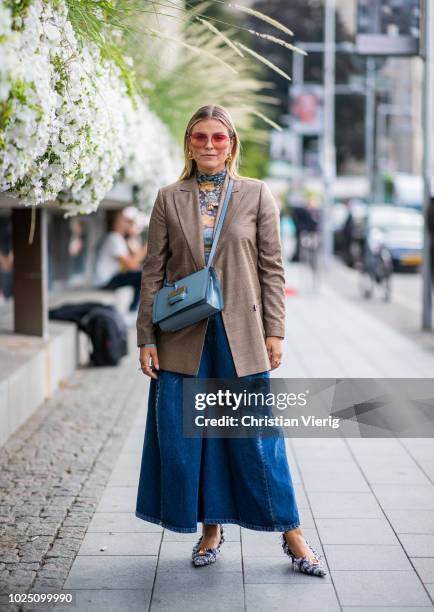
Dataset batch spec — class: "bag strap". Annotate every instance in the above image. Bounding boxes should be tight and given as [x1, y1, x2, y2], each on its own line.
[206, 178, 234, 269]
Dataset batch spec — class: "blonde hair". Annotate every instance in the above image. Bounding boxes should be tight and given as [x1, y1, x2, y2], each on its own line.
[178, 104, 242, 180]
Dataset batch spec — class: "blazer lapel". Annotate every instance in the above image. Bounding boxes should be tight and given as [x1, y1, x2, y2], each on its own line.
[173, 176, 204, 270]
[212, 174, 244, 246]
[173, 173, 244, 270]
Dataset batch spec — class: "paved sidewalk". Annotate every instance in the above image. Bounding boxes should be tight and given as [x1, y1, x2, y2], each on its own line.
[54, 264, 434, 612]
[0, 327, 146, 610]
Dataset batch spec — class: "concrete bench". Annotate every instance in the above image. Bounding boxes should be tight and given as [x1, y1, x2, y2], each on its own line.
[0, 285, 134, 447]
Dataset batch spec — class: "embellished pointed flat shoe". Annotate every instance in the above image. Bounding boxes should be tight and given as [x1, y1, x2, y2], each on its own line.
[192, 524, 225, 567]
[281, 533, 327, 577]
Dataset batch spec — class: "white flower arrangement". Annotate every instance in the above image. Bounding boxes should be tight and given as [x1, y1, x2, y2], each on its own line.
[121, 96, 182, 212]
[0, 0, 181, 217]
[0, 1, 57, 195]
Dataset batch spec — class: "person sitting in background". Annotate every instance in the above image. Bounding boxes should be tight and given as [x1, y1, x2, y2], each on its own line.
[95, 209, 147, 313]
[123, 206, 148, 260]
[0, 215, 13, 301]
[0, 251, 13, 301]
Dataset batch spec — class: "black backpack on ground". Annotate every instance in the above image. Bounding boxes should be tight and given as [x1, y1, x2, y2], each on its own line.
[49, 302, 128, 366]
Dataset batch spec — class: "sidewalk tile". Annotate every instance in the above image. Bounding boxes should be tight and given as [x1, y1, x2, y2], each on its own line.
[417, 461, 434, 481]
[294, 483, 310, 508]
[88, 512, 162, 533]
[77, 531, 161, 556]
[371, 485, 434, 510]
[295, 451, 358, 465]
[293, 459, 361, 475]
[241, 529, 286, 557]
[245, 583, 340, 612]
[308, 492, 383, 518]
[323, 544, 412, 570]
[386, 510, 434, 534]
[292, 438, 349, 451]
[121, 440, 144, 454]
[95, 486, 137, 513]
[107, 472, 140, 487]
[124, 428, 146, 442]
[298, 506, 316, 529]
[303, 472, 370, 492]
[342, 606, 431, 612]
[63, 555, 157, 590]
[401, 439, 434, 462]
[398, 535, 434, 557]
[347, 438, 409, 457]
[316, 518, 398, 545]
[355, 456, 431, 486]
[113, 452, 141, 469]
[151, 571, 244, 611]
[54, 589, 148, 612]
[332, 570, 432, 607]
[109, 463, 141, 478]
[411, 557, 434, 583]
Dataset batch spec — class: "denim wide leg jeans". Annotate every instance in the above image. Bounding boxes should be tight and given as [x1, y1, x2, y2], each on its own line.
[135, 312, 301, 533]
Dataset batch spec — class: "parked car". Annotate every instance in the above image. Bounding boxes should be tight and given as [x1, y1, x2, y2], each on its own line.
[359, 205, 423, 272]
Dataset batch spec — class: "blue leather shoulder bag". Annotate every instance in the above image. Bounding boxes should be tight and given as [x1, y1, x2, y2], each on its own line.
[152, 178, 234, 332]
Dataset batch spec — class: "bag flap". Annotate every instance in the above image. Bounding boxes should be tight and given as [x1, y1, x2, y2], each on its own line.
[153, 268, 210, 323]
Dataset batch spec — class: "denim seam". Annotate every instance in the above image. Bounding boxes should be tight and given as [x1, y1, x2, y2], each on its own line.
[201, 517, 301, 531]
[135, 510, 300, 533]
[256, 427, 277, 527]
[154, 376, 163, 523]
[135, 510, 197, 533]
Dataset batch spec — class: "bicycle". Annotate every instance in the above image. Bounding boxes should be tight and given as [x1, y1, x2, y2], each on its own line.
[299, 229, 321, 292]
[357, 235, 393, 302]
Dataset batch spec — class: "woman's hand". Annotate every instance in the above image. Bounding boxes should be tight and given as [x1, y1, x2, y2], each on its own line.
[266, 337, 283, 370]
[139, 346, 160, 379]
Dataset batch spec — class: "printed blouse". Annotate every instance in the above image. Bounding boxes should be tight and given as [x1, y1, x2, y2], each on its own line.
[196, 167, 227, 265]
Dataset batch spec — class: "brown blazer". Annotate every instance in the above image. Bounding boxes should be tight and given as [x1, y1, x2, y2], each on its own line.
[136, 171, 286, 377]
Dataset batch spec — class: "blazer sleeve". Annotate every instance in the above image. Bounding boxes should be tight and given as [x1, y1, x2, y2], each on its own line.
[136, 188, 169, 346]
[256, 181, 286, 339]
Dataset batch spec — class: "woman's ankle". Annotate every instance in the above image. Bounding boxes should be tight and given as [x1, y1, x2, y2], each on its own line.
[202, 523, 220, 535]
[284, 527, 302, 539]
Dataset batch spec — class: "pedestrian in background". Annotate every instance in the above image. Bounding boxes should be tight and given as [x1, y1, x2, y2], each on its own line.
[342, 198, 354, 266]
[135, 104, 326, 576]
[94, 209, 147, 317]
[290, 196, 319, 262]
[427, 193, 434, 285]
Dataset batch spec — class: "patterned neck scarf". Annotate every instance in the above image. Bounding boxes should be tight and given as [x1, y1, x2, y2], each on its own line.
[196, 167, 227, 213]
[196, 167, 227, 187]
[195, 167, 227, 264]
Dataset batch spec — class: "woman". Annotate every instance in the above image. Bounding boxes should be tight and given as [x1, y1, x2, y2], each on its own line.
[135, 104, 326, 577]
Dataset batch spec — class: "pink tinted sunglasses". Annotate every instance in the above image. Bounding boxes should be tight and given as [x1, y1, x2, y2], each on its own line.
[189, 131, 233, 149]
